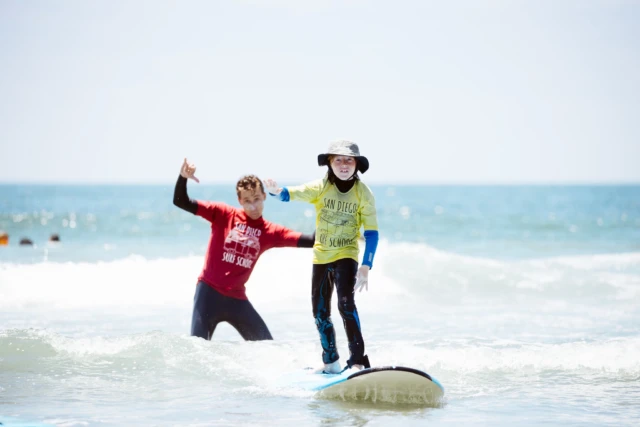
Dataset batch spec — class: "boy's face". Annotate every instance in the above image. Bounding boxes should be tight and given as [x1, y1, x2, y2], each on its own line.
[238, 188, 266, 220]
[330, 155, 357, 181]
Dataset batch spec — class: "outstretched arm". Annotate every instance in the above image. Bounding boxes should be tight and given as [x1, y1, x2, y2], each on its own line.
[264, 178, 291, 201]
[297, 231, 316, 248]
[173, 158, 200, 214]
[264, 179, 281, 195]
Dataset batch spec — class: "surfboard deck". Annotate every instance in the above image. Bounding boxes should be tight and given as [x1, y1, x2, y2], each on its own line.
[281, 365, 444, 405]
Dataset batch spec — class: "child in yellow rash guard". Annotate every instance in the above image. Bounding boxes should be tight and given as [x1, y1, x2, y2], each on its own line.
[265, 140, 379, 374]
[286, 178, 377, 265]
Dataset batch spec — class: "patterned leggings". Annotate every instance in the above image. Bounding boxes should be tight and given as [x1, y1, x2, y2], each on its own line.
[311, 258, 367, 365]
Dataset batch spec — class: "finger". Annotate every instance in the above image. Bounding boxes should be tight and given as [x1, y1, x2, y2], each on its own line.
[354, 276, 364, 292]
[191, 175, 200, 183]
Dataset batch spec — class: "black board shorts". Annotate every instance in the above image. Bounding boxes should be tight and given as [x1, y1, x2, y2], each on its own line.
[190, 281, 273, 341]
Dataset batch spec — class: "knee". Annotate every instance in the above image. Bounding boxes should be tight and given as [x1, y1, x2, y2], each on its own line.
[312, 301, 330, 321]
[190, 312, 207, 338]
[314, 310, 329, 324]
[314, 312, 333, 330]
[337, 295, 356, 315]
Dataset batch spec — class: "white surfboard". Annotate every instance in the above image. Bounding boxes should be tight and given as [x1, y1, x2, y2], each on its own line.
[281, 366, 444, 405]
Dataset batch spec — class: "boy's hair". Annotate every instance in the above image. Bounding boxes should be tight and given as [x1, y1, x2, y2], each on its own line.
[326, 155, 360, 184]
[236, 175, 265, 197]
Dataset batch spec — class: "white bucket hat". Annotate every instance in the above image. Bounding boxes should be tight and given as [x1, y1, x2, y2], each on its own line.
[317, 140, 369, 174]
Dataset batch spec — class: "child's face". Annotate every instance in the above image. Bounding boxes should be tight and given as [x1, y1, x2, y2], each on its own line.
[238, 188, 266, 220]
[330, 156, 357, 181]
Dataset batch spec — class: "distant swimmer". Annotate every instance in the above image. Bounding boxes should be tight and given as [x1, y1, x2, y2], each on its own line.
[19, 238, 34, 246]
[0, 231, 8, 246]
[49, 233, 60, 242]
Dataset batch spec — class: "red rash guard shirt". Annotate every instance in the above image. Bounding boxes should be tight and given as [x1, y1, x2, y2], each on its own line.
[196, 201, 302, 300]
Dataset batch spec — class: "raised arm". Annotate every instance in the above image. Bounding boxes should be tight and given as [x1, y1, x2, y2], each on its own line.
[173, 158, 200, 214]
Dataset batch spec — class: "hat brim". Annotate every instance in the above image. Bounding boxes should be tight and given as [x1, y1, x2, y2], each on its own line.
[318, 154, 369, 174]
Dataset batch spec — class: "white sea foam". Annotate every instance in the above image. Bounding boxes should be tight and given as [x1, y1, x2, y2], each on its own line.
[2, 329, 638, 381]
[1, 242, 639, 426]
[1, 242, 638, 311]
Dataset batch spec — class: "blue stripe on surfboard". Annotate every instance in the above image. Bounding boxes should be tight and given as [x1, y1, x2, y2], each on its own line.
[311, 370, 353, 391]
[430, 376, 445, 392]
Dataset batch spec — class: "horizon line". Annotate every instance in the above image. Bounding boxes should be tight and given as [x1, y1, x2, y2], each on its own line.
[1, 180, 640, 187]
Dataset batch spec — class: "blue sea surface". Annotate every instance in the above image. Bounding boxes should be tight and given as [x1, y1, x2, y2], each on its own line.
[1, 184, 638, 263]
[1, 183, 639, 426]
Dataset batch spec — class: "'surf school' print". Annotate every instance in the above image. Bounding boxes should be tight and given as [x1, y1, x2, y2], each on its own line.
[319, 198, 359, 248]
[221, 224, 261, 268]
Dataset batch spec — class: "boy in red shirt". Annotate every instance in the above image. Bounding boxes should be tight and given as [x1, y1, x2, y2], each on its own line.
[173, 158, 314, 340]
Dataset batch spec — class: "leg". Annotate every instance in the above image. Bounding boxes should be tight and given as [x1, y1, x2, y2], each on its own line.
[312, 262, 339, 364]
[334, 259, 369, 368]
[190, 281, 222, 340]
[226, 298, 273, 341]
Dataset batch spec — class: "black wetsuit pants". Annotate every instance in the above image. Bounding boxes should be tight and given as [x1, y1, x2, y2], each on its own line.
[312, 258, 366, 366]
[191, 281, 273, 341]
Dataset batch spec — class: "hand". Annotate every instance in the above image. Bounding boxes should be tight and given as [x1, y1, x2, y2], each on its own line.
[354, 265, 370, 292]
[264, 178, 281, 195]
[180, 158, 200, 183]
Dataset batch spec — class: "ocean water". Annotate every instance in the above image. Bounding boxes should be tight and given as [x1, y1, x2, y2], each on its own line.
[1, 184, 639, 426]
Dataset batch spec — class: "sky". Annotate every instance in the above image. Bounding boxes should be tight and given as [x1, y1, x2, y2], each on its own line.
[1, 0, 639, 185]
